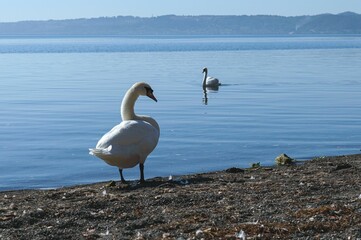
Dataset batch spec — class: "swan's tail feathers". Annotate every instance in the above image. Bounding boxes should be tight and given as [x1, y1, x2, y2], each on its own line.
[89, 145, 112, 157]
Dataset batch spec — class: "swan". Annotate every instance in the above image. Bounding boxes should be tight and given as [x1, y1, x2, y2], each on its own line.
[202, 67, 221, 87]
[89, 82, 160, 183]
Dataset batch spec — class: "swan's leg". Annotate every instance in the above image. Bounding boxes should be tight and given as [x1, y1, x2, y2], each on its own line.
[118, 168, 127, 184]
[139, 163, 145, 183]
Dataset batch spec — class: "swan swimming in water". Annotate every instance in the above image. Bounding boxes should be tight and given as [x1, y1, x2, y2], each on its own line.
[202, 67, 221, 87]
[89, 82, 160, 183]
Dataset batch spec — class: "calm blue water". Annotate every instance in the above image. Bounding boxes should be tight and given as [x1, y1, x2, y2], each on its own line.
[1, 35, 361, 190]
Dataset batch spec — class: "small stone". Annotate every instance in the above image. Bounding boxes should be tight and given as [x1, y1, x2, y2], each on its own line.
[162, 233, 170, 238]
[106, 181, 117, 187]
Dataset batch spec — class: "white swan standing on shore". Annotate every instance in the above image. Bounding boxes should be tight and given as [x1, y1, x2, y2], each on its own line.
[89, 82, 160, 183]
[202, 67, 221, 87]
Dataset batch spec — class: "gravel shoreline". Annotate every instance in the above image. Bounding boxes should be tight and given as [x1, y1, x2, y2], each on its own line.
[1, 154, 361, 239]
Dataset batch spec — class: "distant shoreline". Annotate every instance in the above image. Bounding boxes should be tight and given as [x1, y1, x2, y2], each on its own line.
[1, 11, 361, 24]
[1, 12, 361, 36]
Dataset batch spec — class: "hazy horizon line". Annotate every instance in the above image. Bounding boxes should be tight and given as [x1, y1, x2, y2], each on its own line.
[1, 11, 358, 24]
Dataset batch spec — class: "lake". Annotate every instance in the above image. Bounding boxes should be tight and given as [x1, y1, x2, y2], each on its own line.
[1, 35, 361, 190]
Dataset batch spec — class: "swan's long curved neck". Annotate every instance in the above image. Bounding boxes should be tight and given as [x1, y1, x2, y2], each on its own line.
[121, 88, 138, 121]
[202, 70, 208, 87]
[121, 88, 160, 132]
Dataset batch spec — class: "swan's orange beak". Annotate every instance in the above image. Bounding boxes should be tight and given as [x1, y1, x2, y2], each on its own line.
[147, 92, 158, 102]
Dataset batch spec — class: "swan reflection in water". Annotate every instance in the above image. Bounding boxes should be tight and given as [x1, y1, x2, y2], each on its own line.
[202, 85, 220, 105]
[202, 67, 221, 105]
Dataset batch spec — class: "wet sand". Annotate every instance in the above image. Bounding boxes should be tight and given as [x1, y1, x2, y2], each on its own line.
[1, 154, 361, 239]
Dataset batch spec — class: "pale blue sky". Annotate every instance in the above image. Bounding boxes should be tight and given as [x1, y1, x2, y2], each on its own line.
[1, 0, 361, 22]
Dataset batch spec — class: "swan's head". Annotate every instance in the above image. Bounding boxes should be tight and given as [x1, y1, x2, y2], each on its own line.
[132, 82, 157, 102]
[202, 67, 208, 73]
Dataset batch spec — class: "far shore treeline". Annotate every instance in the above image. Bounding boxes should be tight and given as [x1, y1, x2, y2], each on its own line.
[0, 12, 361, 36]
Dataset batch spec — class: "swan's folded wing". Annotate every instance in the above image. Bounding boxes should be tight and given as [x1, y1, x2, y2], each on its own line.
[207, 77, 219, 84]
[95, 120, 159, 150]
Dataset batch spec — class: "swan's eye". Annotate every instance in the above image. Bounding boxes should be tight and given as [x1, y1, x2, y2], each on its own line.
[144, 86, 153, 93]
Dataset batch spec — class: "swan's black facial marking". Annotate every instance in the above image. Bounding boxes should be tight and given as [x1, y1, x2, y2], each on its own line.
[144, 86, 153, 94]
[145, 86, 157, 102]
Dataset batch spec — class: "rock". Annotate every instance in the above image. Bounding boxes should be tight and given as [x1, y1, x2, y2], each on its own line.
[275, 153, 295, 165]
[225, 167, 245, 173]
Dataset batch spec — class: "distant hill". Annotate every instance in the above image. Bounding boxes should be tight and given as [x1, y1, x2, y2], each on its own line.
[0, 12, 360, 36]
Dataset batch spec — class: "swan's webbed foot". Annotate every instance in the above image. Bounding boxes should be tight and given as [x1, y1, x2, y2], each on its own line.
[118, 168, 128, 184]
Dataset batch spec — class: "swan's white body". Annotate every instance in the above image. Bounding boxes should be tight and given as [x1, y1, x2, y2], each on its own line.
[89, 82, 159, 182]
[202, 67, 221, 87]
[90, 120, 159, 168]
